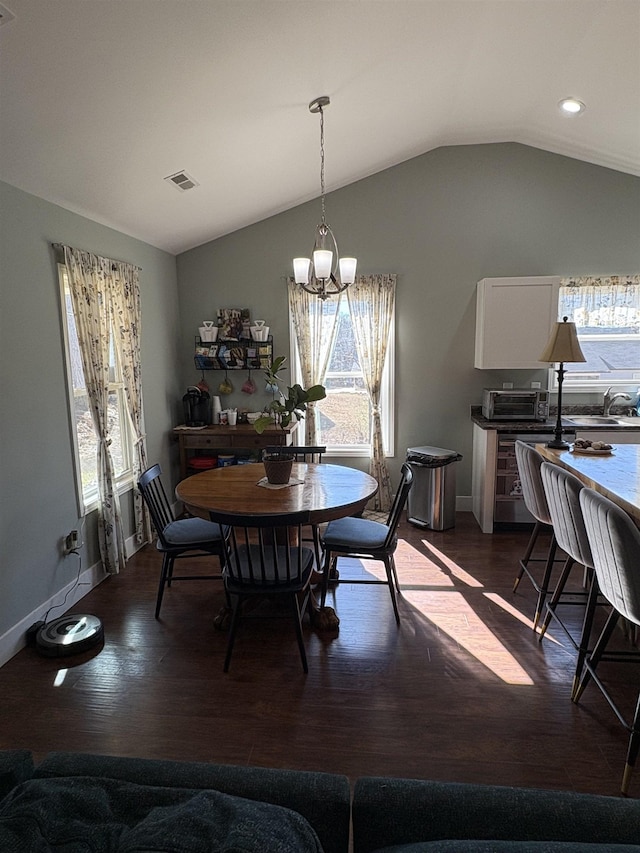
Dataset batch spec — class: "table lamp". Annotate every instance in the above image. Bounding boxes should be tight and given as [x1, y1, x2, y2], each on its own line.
[539, 316, 586, 449]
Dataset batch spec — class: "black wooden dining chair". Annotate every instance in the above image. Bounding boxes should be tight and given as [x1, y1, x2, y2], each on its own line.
[319, 463, 413, 625]
[264, 445, 327, 570]
[138, 464, 228, 619]
[208, 509, 315, 673]
[263, 445, 326, 463]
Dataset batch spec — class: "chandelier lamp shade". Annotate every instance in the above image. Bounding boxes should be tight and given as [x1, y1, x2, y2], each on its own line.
[293, 96, 357, 300]
[538, 316, 586, 449]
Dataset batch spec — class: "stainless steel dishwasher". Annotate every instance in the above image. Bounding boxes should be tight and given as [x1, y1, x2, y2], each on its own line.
[494, 432, 575, 525]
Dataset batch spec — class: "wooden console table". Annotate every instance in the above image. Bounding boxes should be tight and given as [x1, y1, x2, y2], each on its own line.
[173, 423, 297, 479]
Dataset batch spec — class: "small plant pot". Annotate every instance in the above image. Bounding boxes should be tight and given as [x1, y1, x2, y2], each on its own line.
[263, 454, 294, 485]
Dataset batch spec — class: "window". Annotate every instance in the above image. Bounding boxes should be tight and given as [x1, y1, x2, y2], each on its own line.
[290, 294, 395, 456]
[556, 276, 640, 392]
[59, 265, 133, 514]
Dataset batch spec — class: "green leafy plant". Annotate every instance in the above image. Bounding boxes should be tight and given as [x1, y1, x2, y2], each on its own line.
[253, 356, 326, 450]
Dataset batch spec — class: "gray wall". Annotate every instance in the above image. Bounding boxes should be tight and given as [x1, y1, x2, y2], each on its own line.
[1, 141, 638, 653]
[176, 143, 640, 488]
[0, 181, 180, 643]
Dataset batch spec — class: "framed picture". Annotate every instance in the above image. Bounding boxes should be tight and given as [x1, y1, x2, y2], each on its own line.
[217, 308, 251, 340]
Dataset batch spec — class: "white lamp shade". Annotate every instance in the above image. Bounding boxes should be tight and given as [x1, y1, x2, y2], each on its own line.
[293, 258, 310, 285]
[339, 257, 357, 284]
[313, 249, 333, 280]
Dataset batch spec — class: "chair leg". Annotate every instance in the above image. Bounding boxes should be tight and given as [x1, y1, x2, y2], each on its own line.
[223, 594, 242, 673]
[290, 594, 309, 673]
[538, 556, 574, 639]
[155, 555, 173, 619]
[573, 608, 619, 703]
[571, 574, 600, 700]
[389, 553, 401, 594]
[311, 525, 322, 574]
[513, 521, 541, 592]
[320, 549, 333, 608]
[532, 535, 558, 630]
[383, 557, 401, 625]
[622, 691, 640, 796]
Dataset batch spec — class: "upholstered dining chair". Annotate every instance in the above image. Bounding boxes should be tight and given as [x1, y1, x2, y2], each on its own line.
[138, 464, 228, 619]
[264, 445, 327, 570]
[576, 487, 640, 795]
[208, 509, 315, 673]
[319, 463, 413, 625]
[513, 441, 561, 628]
[538, 462, 599, 693]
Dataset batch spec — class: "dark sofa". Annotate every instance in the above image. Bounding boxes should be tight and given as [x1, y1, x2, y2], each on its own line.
[2, 750, 640, 852]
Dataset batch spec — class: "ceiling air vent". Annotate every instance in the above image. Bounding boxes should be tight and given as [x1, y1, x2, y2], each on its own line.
[164, 170, 199, 192]
[0, 4, 16, 26]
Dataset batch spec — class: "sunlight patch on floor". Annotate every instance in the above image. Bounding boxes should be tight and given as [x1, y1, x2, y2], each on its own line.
[402, 589, 535, 685]
[420, 539, 485, 588]
[483, 592, 562, 646]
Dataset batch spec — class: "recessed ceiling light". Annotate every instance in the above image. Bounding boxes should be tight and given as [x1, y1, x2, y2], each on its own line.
[558, 97, 586, 116]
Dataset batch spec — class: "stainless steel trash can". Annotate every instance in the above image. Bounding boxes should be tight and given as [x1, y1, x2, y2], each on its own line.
[406, 446, 463, 531]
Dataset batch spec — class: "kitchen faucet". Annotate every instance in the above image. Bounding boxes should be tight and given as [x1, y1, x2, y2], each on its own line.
[603, 386, 632, 416]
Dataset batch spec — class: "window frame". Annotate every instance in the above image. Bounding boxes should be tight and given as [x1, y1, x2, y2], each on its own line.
[549, 279, 640, 393]
[58, 264, 134, 515]
[289, 295, 395, 458]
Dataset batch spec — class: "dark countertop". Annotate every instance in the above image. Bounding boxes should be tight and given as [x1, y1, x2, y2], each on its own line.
[470, 407, 640, 433]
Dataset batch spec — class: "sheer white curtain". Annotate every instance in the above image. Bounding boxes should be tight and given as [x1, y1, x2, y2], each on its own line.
[347, 274, 396, 511]
[287, 278, 339, 445]
[62, 245, 149, 573]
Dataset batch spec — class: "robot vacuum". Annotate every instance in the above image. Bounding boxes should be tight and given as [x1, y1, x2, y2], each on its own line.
[35, 614, 104, 657]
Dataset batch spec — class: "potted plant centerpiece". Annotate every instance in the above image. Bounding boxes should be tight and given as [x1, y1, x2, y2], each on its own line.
[253, 356, 326, 484]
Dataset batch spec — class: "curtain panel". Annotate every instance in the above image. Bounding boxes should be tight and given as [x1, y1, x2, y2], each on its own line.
[61, 245, 149, 574]
[287, 278, 339, 445]
[347, 274, 396, 511]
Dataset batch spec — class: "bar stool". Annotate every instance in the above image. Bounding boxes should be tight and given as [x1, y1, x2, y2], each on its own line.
[538, 462, 598, 694]
[512, 441, 560, 628]
[576, 488, 640, 795]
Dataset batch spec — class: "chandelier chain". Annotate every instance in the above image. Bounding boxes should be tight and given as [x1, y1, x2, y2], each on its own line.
[319, 105, 326, 225]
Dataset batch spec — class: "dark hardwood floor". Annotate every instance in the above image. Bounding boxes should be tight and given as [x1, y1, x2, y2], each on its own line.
[2, 512, 638, 798]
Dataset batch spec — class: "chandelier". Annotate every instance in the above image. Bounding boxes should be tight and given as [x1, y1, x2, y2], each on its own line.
[293, 96, 357, 300]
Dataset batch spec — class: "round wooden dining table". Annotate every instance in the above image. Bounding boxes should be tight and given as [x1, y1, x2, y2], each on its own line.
[175, 462, 379, 632]
[175, 462, 379, 523]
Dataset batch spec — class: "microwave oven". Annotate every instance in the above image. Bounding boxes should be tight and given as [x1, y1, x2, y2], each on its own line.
[482, 389, 549, 421]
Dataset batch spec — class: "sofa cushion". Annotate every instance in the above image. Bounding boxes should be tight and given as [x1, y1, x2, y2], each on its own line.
[352, 777, 640, 853]
[0, 750, 33, 801]
[0, 776, 324, 852]
[34, 751, 350, 853]
[375, 842, 640, 852]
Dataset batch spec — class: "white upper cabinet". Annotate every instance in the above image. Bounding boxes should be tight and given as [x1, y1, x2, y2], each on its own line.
[474, 276, 561, 369]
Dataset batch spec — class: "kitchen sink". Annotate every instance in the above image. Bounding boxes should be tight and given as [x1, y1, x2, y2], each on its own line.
[565, 415, 637, 426]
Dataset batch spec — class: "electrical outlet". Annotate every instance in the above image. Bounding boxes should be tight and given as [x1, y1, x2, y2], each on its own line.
[531, 381, 541, 389]
[502, 382, 513, 389]
[63, 530, 79, 555]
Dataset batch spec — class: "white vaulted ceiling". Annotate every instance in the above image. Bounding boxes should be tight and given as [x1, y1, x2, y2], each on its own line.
[1, 0, 638, 255]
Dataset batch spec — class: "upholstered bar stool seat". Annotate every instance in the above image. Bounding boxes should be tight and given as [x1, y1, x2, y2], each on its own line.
[513, 441, 561, 628]
[539, 461, 600, 693]
[576, 488, 640, 795]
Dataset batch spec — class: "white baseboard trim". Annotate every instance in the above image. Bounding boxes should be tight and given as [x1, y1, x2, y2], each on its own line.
[456, 496, 473, 513]
[0, 532, 143, 669]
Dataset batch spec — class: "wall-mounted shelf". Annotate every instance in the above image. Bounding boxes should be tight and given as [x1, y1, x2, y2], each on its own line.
[194, 335, 273, 371]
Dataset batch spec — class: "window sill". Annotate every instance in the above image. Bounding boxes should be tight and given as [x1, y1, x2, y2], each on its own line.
[81, 477, 134, 516]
